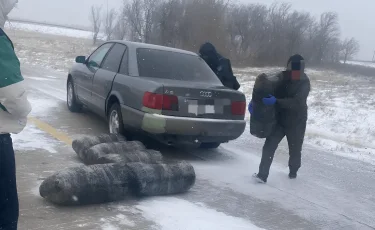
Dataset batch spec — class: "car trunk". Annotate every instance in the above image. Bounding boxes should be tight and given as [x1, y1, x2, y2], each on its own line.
[160, 79, 246, 120]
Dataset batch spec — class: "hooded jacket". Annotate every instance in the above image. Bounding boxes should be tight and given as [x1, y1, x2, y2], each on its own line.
[199, 42, 240, 90]
[0, 26, 31, 134]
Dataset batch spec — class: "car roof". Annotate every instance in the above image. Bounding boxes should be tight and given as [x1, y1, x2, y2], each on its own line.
[110, 40, 198, 56]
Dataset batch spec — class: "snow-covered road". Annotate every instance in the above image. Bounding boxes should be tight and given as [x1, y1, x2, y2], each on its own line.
[11, 64, 375, 230]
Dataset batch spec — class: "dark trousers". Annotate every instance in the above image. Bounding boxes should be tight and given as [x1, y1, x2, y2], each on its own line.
[258, 123, 306, 180]
[0, 134, 19, 230]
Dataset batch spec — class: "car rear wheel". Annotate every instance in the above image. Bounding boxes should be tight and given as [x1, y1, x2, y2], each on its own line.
[199, 142, 221, 149]
[108, 103, 126, 135]
[67, 80, 82, 112]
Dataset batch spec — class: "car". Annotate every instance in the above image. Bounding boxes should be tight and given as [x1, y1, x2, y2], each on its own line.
[66, 41, 246, 148]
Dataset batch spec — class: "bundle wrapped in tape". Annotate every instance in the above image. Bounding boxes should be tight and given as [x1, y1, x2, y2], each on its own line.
[82, 141, 163, 165]
[250, 72, 280, 138]
[72, 134, 126, 161]
[126, 161, 196, 196]
[39, 164, 130, 205]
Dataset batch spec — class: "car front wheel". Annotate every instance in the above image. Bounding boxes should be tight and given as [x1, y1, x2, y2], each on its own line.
[108, 103, 125, 135]
[67, 80, 82, 112]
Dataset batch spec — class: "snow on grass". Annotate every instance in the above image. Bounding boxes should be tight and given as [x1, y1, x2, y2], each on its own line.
[341, 60, 375, 69]
[5, 21, 105, 40]
[136, 197, 264, 230]
[6, 29, 96, 73]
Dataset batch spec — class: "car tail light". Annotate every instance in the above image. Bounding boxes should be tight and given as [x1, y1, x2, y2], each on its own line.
[143, 92, 178, 111]
[143, 92, 163, 110]
[162, 94, 178, 110]
[231, 101, 246, 115]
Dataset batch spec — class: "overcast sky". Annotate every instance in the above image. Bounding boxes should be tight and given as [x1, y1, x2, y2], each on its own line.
[9, 0, 375, 60]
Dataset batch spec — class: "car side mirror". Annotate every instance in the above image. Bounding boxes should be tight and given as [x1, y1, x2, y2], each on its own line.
[75, 56, 86, 64]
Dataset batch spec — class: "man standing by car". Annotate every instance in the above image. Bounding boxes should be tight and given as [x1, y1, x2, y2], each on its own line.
[199, 42, 240, 90]
[0, 1, 32, 228]
[249, 54, 310, 183]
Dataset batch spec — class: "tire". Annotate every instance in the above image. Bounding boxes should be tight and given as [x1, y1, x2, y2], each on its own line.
[199, 142, 221, 149]
[67, 79, 82, 112]
[108, 103, 126, 135]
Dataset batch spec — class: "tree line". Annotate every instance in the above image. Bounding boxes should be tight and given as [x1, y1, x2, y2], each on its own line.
[90, 0, 360, 66]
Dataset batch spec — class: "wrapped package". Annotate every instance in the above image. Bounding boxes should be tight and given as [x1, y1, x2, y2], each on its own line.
[250, 72, 280, 138]
[84, 141, 163, 165]
[39, 164, 130, 205]
[126, 161, 196, 196]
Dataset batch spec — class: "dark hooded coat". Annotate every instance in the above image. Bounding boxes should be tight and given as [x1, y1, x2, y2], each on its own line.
[199, 42, 240, 90]
[274, 54, 310, 128]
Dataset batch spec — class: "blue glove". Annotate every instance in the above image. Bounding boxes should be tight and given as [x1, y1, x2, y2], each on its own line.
[248, 101, 253, 114]
[262, 95, 276, 105]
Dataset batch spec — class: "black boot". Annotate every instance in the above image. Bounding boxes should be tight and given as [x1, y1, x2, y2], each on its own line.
[253, 173, 267, 183]
[288, 172, 297, 179]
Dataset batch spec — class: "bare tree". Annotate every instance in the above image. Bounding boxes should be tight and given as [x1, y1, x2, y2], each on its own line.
[90, 5, 102, 45]
[104, 8, 117, 41]
[341, 37, 360, 64]
[285, 11, 313, 55]
[113, 4, 128, 40]
[124, 0, 144, 42]
[313, 12, 340, 63]
[152, 0, 184, 47]
[108, 0, 361, 66]
[227, 4, 268, 63]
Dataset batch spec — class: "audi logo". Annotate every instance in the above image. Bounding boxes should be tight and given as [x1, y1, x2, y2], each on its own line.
[200, 91, 212, 98]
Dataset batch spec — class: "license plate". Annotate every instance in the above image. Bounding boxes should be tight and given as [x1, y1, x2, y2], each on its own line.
[188, 100, 215, 115]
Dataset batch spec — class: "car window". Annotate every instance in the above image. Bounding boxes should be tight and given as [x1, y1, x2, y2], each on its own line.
[136, 48, 222, 83]
[119, 48, 129, 75]
[88, 43, 113, 68]
[101, 43, 127, 73]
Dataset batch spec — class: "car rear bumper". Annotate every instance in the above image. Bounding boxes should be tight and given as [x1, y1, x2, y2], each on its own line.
[121, 105, 246, 142]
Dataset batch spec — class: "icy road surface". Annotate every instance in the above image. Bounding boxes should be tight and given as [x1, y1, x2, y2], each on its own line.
[12, 64, 375, 230]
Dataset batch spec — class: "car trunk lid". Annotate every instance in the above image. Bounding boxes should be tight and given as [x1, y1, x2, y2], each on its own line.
[159, 80, 246, 120]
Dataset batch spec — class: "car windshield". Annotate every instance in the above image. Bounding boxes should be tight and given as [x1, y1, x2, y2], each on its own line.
[136, 48, 221, 83]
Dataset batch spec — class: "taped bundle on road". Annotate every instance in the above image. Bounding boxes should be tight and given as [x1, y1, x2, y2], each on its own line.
[72, 134, 126, 161]
[97, 150, 163, 164]
[83, 141, 163, 165]
[250, 72, 280, 138]
[126, 161, 196, 196]
[39, 164, 130, 205]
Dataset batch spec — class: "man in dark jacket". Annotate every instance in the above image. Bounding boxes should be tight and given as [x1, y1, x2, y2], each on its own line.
[199, 42, 240, 90]
[249, 54, 310, 183]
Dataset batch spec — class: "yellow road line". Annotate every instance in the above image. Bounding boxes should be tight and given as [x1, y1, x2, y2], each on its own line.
[28, 117, 72, 146]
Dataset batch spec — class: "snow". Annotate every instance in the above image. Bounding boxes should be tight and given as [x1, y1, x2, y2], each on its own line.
[100, 223, 120, 230]
[12, 124, 58, 153]
[100, 214, 136, 230]
[12, 94, 60, 153]
[5, 21, 105, 40]
[28, 94, 60, 117]
[341, 60, 375, 68]
[136, 197, 264, 230]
